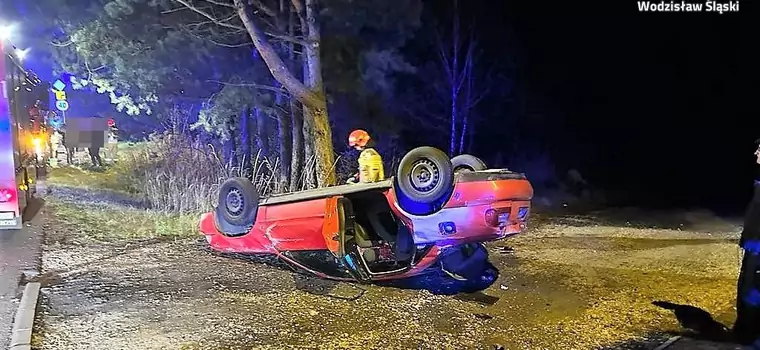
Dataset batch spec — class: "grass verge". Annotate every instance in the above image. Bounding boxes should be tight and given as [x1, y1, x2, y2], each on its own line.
[47, 162, 199, 242]
[47, 198, 198, 242]
[46, 165, 128, 193]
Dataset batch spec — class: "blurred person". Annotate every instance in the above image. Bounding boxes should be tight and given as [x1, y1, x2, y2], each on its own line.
[106, 120, 118, 162]
[59, 124, 75, 165]
[733, 139, 760, 345]
[88, 130, 104, 167]
[346, 129, 384, 184]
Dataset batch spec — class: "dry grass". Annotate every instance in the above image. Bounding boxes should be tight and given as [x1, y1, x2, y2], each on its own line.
[113, 134, 319, 213]
[47, 197, 198, 242]
[44, 133, 316, 241]
[46, 166, 126, 192]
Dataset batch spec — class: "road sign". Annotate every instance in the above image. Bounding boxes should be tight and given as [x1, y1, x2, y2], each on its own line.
[54, 90, 66, 100]
[55, 100, 69, 111]
[52, 79, 66, 91]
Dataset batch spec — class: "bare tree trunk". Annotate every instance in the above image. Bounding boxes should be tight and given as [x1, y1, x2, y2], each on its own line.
[271, 0, 292, 191]
[458, 45, 473, 154]
[287, 6, 304, 191]
[466, 116, 475, 154]
[459, 112, 467, 155]
[302, 58, 317, 189]
[254, 107, 270, 158]
[290, 102, 304, 190]
[234, 0, 335, 187]
[241, 107, 252, 175]
[227, 115, 238, 166]
[274, 97, 292, 191]
[302, 0, 334, 187]
[433, 0, 484, 157]
[448, 0, 460, 157]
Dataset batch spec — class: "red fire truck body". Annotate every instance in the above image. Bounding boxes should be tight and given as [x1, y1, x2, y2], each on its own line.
[0, 42, 45, 229]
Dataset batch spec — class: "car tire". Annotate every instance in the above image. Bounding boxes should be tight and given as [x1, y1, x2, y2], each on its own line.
[217, 177, 259, 227]
[395, 146, 454, 215]
[451, 154, 487, 173]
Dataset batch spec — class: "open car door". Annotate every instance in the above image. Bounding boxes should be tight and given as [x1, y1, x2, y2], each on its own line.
[322, 196, 371, 282]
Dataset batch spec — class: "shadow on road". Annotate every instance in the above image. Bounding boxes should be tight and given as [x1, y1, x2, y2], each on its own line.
[23, 197, 46, 222]
[377, 262, 500, 296]
[211, 243, 500, 300]
[599, 302, 743, 350]
[652, 301, 734, 342]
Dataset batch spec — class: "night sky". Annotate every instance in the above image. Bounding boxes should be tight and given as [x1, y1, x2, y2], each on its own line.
[438, 0, 754, 212]
[4, 0, 755, 212]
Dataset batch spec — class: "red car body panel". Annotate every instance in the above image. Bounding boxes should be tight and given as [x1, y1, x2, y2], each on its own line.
[200, 171, 533, 281]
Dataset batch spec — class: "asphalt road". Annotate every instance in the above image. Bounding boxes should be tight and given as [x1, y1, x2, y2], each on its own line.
[0, 198, 44, 348]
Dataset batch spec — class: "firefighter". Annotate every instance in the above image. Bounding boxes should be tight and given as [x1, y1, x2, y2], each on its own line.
[347, 129, 384, 184]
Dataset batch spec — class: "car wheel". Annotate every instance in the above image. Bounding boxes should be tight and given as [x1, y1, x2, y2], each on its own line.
[217, 177, 259, 227]
[451, 154, 487, 173]
[395, 147, 454, 215]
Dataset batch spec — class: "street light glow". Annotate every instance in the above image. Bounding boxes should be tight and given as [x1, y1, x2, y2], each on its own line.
[14, 48, 28, 60]
[0, 24, 14, 40]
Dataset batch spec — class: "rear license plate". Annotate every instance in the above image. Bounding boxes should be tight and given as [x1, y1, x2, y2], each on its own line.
[0, 212, 15, 220]
[0, 219, 17, 226]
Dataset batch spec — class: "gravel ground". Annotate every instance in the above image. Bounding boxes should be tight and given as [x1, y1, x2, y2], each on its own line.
[31, 185, 749, 350]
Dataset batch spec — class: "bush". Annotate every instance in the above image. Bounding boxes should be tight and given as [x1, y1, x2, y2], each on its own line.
[114, 133, 282, 213]
[113, 132, 401, 214]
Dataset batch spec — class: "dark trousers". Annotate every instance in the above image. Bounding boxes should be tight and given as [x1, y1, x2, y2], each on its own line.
[734, 251, 760, 345]
[88, 147, 103, 167]
[66, 147, 74, 164]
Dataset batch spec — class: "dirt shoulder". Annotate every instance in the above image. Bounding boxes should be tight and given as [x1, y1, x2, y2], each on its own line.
[32, 183, 746, 349]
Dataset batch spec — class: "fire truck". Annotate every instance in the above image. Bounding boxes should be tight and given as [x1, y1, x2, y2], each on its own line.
[0, 41, 49, 229]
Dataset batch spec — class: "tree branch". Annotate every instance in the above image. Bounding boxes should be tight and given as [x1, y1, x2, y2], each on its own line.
[174, 0, 246, 31]
[290, 0, 308, 37]
[51, 40, 73, 47]
[233, 0, 322, 109]
[208, 80, 287, 94]
[174, 0, 306, 45]
[203, 0, 235, 8]
[179, 23, 252, 47]
[252, 0, 277, 17]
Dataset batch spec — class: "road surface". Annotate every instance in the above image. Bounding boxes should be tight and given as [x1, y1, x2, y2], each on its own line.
[0, 199, 44, 348]
[32, 187, 749, 349]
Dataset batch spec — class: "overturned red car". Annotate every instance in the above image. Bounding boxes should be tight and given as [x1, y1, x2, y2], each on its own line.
[200, 146, 533, 285]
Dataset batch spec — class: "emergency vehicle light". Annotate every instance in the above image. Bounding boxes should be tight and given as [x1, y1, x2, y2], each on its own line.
[32, 137, 43, 159]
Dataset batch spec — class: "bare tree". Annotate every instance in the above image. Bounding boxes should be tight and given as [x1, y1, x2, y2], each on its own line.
[174, 0, 336, 186]
[434, 0, 487, 156]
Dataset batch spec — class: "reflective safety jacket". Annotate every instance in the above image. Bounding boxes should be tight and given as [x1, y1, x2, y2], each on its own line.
[358, 148, 384, 183]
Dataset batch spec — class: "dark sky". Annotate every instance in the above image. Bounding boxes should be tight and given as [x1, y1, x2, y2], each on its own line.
[437, 0, 755, 212]
[7, 0, 754, 211]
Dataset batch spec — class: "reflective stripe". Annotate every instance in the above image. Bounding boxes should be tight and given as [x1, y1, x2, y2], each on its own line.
[358, 148, 384, 183]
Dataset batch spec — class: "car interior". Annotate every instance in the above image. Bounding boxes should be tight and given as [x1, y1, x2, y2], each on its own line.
[337, 191, 416, 274]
